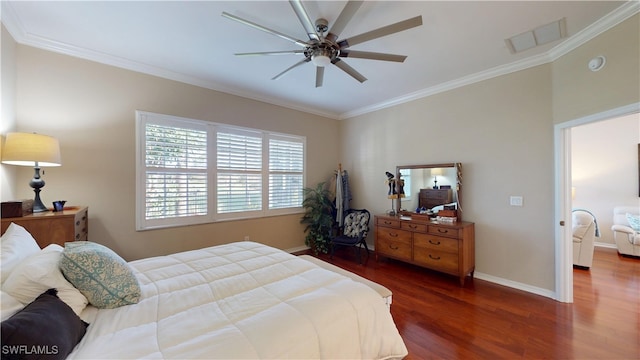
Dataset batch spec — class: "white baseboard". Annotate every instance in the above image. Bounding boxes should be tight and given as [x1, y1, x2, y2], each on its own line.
[594, 242, 617, 249]
[473, 272, 555, 299]
[286, 245, 310, 254]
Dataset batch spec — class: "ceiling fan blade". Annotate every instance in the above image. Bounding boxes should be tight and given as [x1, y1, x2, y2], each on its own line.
[289, 0, 320, 41]
[271, 58, 311, 80]
[315, 66, 324, 88]
[326, 1, 364, 42]
[222, 12, 308, 47]
[236, 50, 305, 56]
[338, 15, 423, 49]
[332, 59, 367, 83]
[340, 50, 407, 62]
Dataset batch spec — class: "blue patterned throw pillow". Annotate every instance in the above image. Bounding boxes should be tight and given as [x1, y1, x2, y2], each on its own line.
[626, 213, 640, 232]
[59, 241, 141, 308]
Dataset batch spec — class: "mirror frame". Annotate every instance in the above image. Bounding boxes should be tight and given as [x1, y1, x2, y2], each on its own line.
[396, 163, 462, 220]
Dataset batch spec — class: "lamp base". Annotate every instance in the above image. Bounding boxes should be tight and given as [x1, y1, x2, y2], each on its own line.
[29, 165, 49, 213]
[32, 189, 48, 213]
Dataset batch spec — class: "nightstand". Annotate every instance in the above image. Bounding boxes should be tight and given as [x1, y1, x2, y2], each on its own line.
[1, 206, 88, 248]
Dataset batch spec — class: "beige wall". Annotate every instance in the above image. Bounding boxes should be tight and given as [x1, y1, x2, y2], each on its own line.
[552, 14, 640, 123]
[342, 64, 556, 290]
[341, 14, 639, 291]
[1, 25, 18, 200]
[5, 45, 340, 260]
[571, 114, 640, 246]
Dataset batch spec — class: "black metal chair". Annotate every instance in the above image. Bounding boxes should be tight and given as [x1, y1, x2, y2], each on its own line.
[330, 209, 371, 264]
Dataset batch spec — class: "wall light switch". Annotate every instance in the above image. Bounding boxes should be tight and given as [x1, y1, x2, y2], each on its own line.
[510, 196, 523, 206]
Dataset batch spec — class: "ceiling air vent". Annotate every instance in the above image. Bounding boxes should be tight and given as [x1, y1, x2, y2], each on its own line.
[505, 18, 567, 54]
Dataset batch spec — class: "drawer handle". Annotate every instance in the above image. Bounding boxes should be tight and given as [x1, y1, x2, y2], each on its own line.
[429, 240, 441, 245]
[384, 221, 393, 225]
[389, 233, 398, 238]
[437, 229, 449, 234]
[409, 224, 418, 229]
[429, 254, 441, 260]
[389, 245, 399, 250]
[76, 220, 80, 226]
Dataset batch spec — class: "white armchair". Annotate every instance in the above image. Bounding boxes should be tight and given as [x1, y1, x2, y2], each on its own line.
[572, 210, 596, 268]
[612, 206, 640, 257]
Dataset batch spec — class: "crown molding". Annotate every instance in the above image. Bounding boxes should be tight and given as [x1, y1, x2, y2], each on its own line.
[3, 1, 636, 121]
[340, 1, 639, 119]
[0, 2, 341, 120]
[340, 51, 553, 119]
[549, 0, 640, 61]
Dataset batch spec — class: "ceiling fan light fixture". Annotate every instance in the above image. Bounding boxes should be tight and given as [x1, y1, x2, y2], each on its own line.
[312, 54, 331, 67]
[311, 47, 333, 67]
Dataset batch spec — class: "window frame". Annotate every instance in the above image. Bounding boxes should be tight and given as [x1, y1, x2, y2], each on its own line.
[136, 111, 306, 230]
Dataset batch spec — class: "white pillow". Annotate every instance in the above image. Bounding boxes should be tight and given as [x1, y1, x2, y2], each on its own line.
[1, 223, 41, 284]
[2, 244, 88, 316]
[0, 290, 24, 321]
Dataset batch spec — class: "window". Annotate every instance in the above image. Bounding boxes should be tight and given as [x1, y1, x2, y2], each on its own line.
[136, 111, 305, 230]
[268, 135, 304, 210]
[216, 129, 262, 215]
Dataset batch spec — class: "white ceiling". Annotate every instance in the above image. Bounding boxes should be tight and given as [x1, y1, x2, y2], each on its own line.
[1, 1, 636, 119]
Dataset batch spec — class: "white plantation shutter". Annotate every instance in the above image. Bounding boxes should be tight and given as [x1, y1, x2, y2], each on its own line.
[217, 130, 262, 214]
[269, 136, 304, 209]
[141, 121, 209, 229]
[136, 111, 305, 230]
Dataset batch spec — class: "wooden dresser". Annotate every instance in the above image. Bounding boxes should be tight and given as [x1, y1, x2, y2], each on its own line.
[1, 206, 88, 248]
[419, 188, 452, 209]
[375, 214, 474, 286]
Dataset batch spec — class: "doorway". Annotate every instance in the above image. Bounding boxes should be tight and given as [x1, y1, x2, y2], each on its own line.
[554, 102, 640, 303]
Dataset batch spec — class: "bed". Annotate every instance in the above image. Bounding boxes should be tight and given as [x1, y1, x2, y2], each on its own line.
[1, 223, 408, 359]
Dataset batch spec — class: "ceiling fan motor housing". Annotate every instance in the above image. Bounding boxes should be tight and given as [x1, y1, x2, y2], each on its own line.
[306, 41, 340, 65]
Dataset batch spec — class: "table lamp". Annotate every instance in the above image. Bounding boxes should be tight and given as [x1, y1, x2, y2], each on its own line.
[432, 168, 443, 189]
[1, 132, 62, 212]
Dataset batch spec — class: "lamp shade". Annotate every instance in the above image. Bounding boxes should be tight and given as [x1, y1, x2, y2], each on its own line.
[431, 168, 443, 176]
[1, 132, 61, 167]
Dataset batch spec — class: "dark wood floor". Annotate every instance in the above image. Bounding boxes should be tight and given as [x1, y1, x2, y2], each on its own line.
[306, 247, 639, 359]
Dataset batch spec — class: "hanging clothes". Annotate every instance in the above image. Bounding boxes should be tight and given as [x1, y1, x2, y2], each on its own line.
[335, 170, 344, 226]
[325, 173, 337, 202]
[341, 170, 352, 215]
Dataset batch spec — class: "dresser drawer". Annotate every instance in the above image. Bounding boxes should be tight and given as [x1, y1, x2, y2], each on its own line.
[420, 189, 451, 201]
[414, 233, 458, 253]
[374, 215, 474, 287]
[413, 249, 458, 273]
[401, 221, 426, 233]
[428, 225, 461, 239]
[377, 217, 400, 228]
[376, 228, 412, 261]
[1, 206, 89, 248]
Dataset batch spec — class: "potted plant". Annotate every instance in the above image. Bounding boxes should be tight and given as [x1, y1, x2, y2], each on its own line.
[300, 182, 335, 254]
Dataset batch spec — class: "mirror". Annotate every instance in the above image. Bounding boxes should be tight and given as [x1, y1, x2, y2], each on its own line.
[395, 163, 462, 220]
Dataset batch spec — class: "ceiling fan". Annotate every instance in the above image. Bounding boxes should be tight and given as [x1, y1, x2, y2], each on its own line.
[221, 0, 422, 87]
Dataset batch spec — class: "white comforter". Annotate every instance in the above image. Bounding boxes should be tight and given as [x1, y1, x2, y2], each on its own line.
[68, 241, 408, 359]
